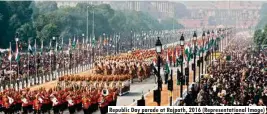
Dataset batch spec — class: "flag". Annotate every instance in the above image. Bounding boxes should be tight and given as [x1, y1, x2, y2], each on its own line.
[165, 51, 170, 74]
[98, 36, 102, 49]
[175, 46, 179, 59]
[59, 37, 63, 51]
[41, 40, 43, 54]
[172, 47, 175, 64]
[49, 40, 52, 50]
[92, 34, 96, 47]
[85, 36, 88, 49]
[49, 40, 53, 55]
[34, 39, 37, 55]
[67, 38, 71, 55]
[184, 44, 192, 62]
[8, 42, 12, 61]
[89, 34, 92, 47]
[55, 40, 58, 53]
[15, 41, 20, 62]
[82, 37, 85, 50]
[72, 37, 76, 49]
[76, 39, 79, 49]
[28, 41, 33, 55]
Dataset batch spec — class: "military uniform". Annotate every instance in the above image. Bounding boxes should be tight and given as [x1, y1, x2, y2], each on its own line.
[21, 95, 29, 114]
[98, 94, 108, 114]
[67, 95, 75, 114]
[51, 94, 60, 114]
[33, 97, 42, 114]
[82, 94, 92, 114]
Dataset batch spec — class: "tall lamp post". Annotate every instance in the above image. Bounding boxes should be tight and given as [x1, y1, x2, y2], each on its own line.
[201, 31, 205, 75]
[211, 30, 214, 63]
[193, 31, 197, 82]
[179, 34, 184, 98]
[52, 36, 56, 79]
[207, 30, 211, 65]
[155, 37, 163, 106]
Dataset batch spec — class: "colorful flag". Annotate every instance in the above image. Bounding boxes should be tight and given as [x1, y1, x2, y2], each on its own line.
[67, 38, 71, 55]
[34, 39, 37, 55]
[28, 41, 33, 55]
[55, 40, 58, 53]
[76, 39, 79, 49]
[8, 43, 12, 61]
[72, 37, 76, 49]
[59, 37, 63, 51]
[165, 50, 170, 74]
[92, 35, 96, 47]
[41, 40, 43, 54]
[15, 41, 20, 62]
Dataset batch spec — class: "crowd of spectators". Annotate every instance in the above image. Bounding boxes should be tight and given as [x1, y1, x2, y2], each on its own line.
[0, 48, 92, 84]
[181, 34, 267, 106]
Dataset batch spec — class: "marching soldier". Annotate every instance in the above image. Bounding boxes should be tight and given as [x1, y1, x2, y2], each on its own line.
[98, 89, 109, 114]
[82, 92, 92, 114]
[2, 95, 11, 114]
[33, 95, 42, 114]
[21, 94, 29, 114]
[0, 94, 3, 112]
[67, 94, 75, 114]
[50, 93, 60, 114]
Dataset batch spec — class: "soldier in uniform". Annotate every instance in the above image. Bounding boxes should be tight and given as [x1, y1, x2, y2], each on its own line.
[67, 94, 75, 114]
[33, 95, 42, 114]
[82, 92, 92, 114]
[2, 95, 11, 114]
[98, 89, 109, 114]
[0, 93, 3, 112]
[21, 94, 29, 114]
[50, 93, 60, 114]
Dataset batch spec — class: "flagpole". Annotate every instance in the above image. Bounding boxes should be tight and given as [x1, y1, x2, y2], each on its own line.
[50, 39, 52, 81]
[34, 39, 37, 84]
[27, 40, 30, 84]
[77, 38, 80, 73]
[16, 40, 19, 81]
[41, 40, 44, 83]
[9, 42, 12, 87]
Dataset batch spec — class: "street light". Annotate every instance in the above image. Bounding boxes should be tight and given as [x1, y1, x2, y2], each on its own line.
[179, 34, 184, 98]
[193, 31, 197, 83]
[211, 30, 215, 63]
[207, 30, 211, 65]
[154, 36, 162, 106]
[15, 33, 19, 42]
[201, 31, 205, 85]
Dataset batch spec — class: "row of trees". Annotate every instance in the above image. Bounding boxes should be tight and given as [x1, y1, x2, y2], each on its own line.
[0, 1, 184, 48]
[256, 3, 267, 29]
[254, 25, 267, 47]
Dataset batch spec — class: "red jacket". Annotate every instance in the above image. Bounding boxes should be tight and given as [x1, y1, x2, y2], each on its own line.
[98, 96, 108, 108]
[33, 99, 41, 110]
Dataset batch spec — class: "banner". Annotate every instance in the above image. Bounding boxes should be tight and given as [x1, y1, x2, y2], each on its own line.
[108, 106, 266, 114]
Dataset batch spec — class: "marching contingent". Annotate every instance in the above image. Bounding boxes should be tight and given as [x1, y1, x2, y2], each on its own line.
[0, 27, 234, 114]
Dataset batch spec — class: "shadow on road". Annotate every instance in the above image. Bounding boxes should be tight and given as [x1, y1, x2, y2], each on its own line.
[122, 92, 141, 96]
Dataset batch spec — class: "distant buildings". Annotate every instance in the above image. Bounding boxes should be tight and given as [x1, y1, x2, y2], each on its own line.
[55, 1, 263, 29]
[180, 1, 263, 28]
